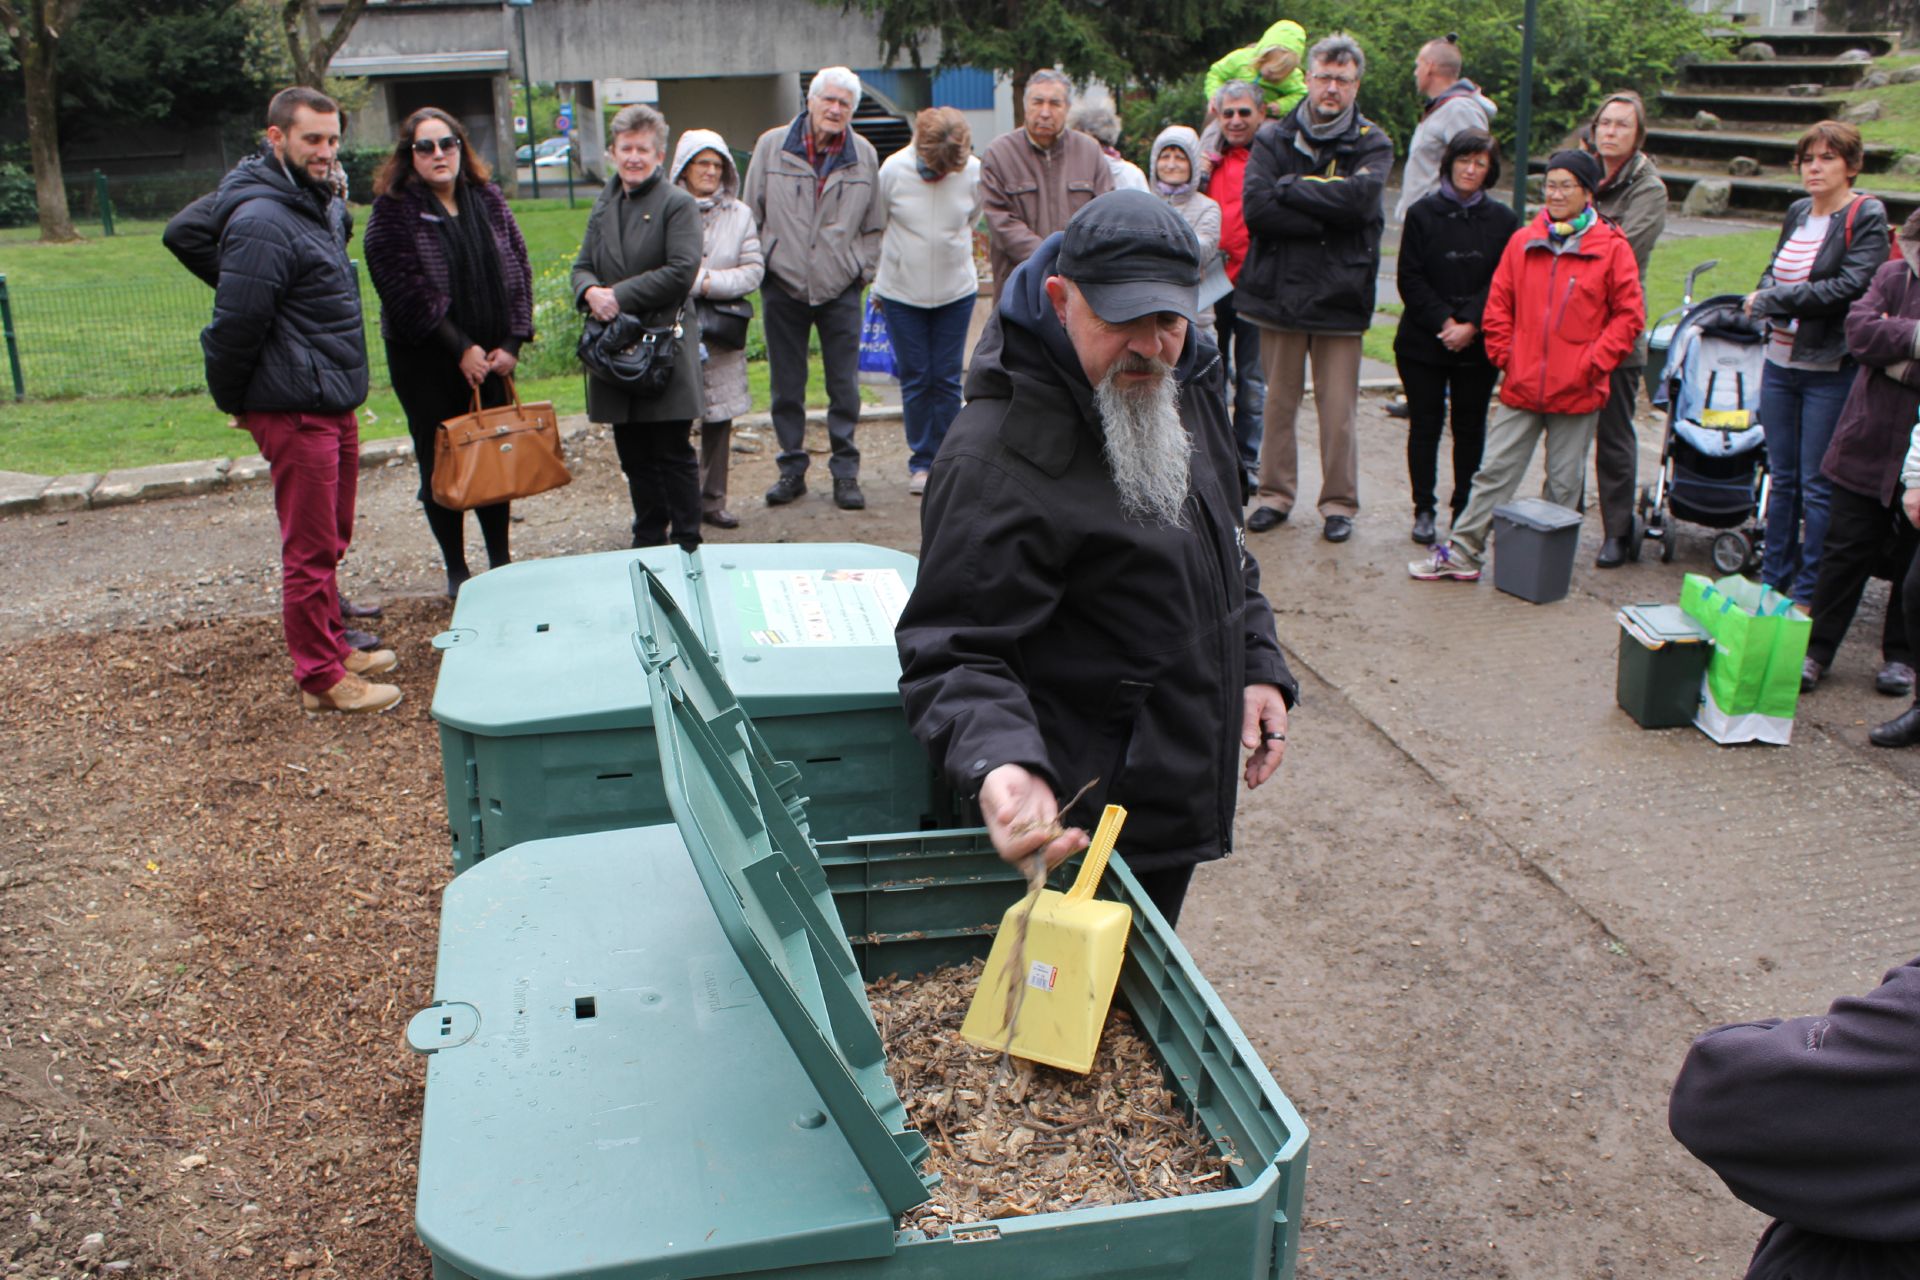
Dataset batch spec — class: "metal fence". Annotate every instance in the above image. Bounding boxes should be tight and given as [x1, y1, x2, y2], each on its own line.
[0, 255, 585, 403]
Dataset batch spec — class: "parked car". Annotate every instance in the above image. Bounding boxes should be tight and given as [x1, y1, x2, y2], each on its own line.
[514, 137, 572, 167]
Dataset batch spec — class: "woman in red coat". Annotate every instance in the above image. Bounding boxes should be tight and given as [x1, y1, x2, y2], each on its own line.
[1410, 150, 1644, 581]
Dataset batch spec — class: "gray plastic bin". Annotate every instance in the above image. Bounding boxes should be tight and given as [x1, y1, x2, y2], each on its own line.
[1492, 498, 1583, 604]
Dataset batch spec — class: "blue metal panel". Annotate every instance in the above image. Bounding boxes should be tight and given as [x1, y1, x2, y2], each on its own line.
[932, 67, 996, 111]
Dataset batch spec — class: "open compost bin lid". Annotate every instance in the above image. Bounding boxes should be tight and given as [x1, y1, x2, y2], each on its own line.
[634, 562, 938, 1216]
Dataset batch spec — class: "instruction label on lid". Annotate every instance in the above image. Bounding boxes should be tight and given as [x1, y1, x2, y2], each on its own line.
[1026, 961, 1058, 992]
[737, 569, 908, 646]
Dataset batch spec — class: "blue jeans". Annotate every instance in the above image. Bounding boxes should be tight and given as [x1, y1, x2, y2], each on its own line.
[1758, 361, 1854, 602]
[881, 294, 973, 474]
[1215, 289, 1266, 478]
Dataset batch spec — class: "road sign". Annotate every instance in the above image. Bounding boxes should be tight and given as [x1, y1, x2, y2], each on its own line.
[513, 115, 528, 134]
[554, 114, 571, 133]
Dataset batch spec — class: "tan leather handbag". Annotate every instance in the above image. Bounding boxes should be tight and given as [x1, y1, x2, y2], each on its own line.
[430, 377, 570, 511]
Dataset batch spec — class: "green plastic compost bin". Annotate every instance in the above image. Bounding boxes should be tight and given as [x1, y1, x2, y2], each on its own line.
[430, 544, 954, 872]
[1616, 604, 1714, 728]
[407, 565, 1310, 1280]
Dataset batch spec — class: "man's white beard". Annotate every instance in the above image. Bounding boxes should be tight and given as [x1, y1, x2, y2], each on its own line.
[1094, 355, 1191, 528]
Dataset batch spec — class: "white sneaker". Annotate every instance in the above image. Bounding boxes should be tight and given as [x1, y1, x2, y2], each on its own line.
[1408, 545, 1481, 581]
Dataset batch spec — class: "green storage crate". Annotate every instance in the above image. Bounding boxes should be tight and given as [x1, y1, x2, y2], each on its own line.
[430, 544, 956, 872]
[1616, 604, 1714, 728]
[407, 566, 1310, 1280]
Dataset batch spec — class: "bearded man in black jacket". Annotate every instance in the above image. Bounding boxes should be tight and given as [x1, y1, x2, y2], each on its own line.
[894, 191, 1297, 928]
[168, 87, 395, 716]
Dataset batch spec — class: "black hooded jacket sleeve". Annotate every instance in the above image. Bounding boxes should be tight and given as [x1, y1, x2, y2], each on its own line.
[164, 190, 225, 288]
[1669, 957, 1920, 1278]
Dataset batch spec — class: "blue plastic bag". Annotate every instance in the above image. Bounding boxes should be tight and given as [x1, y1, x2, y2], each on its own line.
[858, 296, 896, 382]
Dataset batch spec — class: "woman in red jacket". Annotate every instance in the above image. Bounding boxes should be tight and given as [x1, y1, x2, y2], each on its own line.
[1410, 150, 1644, 581]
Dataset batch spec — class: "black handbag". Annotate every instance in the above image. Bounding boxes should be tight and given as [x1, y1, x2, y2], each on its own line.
[696, 296, 753, 352]
[578, 306, 684, 396]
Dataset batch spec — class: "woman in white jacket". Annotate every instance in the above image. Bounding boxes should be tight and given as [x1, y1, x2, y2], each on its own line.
[873, 107, 983, 494]
[1878, 417, 1920, 746]
[671, 129, 764, 529]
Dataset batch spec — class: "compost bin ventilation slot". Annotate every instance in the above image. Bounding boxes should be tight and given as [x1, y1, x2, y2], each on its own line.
[574, 996, 597, 1020]
[535, 623, 550, 633]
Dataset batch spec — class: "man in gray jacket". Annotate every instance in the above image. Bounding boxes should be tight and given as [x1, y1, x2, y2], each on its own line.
[1392, 37, 1495, 222]
[744, 66, 886, 511]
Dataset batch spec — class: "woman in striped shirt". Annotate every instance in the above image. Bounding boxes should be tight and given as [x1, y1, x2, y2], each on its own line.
[1743, 121, 1889, 606]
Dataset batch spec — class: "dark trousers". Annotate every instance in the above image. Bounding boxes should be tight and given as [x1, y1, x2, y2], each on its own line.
[243, 409, 357, 695]
[882, 294, 972, 474]
[698, 418, 732, 514]
[1130, 865, 1196, 930]
[1399, 355, 1496, 518]
[763, 281, 863, 481]
[612, 421, 701, 551]
[1594, 363, 1644, 539]
[388, 344, 511, 580]
[1904, 533, 1920, 695]
[1215, 289, 1266, 479]
[1807, 483, 1916, 667]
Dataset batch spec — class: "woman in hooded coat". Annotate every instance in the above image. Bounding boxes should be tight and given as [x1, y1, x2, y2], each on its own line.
[670, 128, 764, 530]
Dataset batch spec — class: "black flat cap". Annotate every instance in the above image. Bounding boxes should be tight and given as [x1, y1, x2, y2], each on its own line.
[1056, 189, 1203, 325]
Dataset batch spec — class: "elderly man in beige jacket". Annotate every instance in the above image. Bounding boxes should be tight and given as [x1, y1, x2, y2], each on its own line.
[979, 69, 1113, 303]
[744, 66, 886, 511]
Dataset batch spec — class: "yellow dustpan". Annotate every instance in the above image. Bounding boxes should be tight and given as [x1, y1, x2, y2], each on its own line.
[960, 805, 1132, 1073]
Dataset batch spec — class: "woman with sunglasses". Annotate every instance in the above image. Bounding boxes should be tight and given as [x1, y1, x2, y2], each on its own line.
[364, 108, 533, 599]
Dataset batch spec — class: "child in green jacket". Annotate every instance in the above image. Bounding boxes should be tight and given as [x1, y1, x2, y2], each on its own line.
[1204, 20, 1308, 118]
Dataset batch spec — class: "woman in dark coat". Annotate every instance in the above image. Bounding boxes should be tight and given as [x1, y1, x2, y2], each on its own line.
[1800, 208, 1920, 700]
[364, 107, 534, 598]
[572, 104, 705, 550]
[1392, 130, 1517, 546]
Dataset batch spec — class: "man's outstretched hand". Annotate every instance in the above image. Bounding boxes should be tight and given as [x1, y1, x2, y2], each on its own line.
[981, 763, 1089, 870]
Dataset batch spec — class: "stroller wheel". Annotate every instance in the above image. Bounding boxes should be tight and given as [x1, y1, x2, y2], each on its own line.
[1712, 530, 1751, 576]
[1660, 528, 1677, 563]
[1743, 531, 1765, 575]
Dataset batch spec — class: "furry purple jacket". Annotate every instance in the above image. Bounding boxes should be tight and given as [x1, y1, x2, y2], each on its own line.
[362, 179, 533, 351]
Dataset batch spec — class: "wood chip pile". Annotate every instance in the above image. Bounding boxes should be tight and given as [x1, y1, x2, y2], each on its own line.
[868, 958, 1235, 1234]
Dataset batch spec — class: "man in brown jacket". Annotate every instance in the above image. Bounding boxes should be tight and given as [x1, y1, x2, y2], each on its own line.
[744, 66, 886, 511]
[980, 70, 1113, 302]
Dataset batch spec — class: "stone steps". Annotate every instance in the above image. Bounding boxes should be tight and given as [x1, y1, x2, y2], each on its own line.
[1707, 27, 1900, 58]
[1644, 125, 1901, 171]
[1657, 88, 1849, 124]
[1685, 57, 1870, 89]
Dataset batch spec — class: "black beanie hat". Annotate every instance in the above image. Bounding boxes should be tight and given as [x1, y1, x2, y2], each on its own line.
[1545, 149, 1603, 195]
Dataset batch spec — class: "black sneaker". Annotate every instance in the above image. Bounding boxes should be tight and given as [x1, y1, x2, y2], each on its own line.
[1385, 398, 1410, 420]
[765, 475, 807, 506]
[344, 627, 384, 652]
[833, 477, 866, 510]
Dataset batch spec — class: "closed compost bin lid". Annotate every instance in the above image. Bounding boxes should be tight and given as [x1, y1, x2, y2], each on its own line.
[1492, 497, 1583, 533]
[429, 544, 919, 736]
[1618, 603, 1713, 648]
[636, 562, 938, 1215]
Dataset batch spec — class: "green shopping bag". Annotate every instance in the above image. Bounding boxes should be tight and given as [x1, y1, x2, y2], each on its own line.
[1678, 573, 1811, 745]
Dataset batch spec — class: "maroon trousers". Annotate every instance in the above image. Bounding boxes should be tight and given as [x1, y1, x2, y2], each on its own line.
[243, 410, 358, 694]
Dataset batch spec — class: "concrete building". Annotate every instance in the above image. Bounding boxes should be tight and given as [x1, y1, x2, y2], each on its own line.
[328, 0, 1013, 195]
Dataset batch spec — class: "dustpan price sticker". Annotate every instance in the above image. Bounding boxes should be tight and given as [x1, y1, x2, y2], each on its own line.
[1026, 961, 1058, 992]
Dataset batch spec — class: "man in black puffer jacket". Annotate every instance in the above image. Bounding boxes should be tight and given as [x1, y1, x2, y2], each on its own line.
[1238, 33, 1393, 545]
[167, 87, 394, 715]
[895, 192, 1297, 928]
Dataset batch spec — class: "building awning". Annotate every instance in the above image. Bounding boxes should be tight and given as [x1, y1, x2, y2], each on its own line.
[330, 49, 510, 77]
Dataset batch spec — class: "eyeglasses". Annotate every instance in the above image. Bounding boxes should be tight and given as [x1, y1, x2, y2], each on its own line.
[1542, 180, 1582, 194]
[411, 136, 461, 156]
[1308, 72, 1358, 87]
[1221, 107, 1256, 119]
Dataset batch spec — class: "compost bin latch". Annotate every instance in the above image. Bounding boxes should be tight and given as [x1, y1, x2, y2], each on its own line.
[431, 628, 478, 650]
[406, 1001, 480, 1054]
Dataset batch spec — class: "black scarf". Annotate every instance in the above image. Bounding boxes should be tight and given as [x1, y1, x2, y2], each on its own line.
[437, 181, 511, 351]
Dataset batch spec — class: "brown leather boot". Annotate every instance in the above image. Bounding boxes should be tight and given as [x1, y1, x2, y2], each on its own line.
[344, 648, 398, 677]
[301, 673, 402, 715]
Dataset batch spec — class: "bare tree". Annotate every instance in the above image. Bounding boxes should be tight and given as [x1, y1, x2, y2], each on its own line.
[0, 0, 82, 242]
[280, 0, 367, 89]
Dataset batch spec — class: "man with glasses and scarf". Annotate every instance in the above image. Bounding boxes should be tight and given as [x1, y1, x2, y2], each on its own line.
[1237, 34, 1393, 545]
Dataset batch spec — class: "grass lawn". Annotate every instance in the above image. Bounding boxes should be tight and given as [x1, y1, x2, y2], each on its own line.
[0, 197, 872, 475]
[1857, 53, 1920, 163]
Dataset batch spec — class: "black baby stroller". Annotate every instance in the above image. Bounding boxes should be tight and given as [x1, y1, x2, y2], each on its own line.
[1640, 271, 1771, 574]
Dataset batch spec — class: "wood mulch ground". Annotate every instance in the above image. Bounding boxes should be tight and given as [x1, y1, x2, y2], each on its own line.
[2, 604, 452, 1277]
